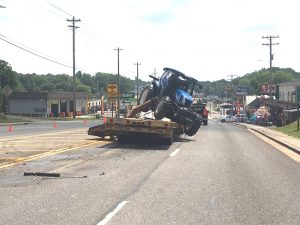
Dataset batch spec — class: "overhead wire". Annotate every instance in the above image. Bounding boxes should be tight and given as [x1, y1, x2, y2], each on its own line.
[0, 35, 73, 69]
[1, 1, 99, 74]
[46, 1, 74, 17]
[44, 1, 106, 52]
[43, 1, 92, 73]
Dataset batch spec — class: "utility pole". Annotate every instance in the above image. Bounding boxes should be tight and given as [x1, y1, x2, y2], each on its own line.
[134, 62, 141, 104]
[262, 35, 279, 98]
[227, 75, 237, 119]
[67, 16, 81, 118]
[114, 47, 123, 118]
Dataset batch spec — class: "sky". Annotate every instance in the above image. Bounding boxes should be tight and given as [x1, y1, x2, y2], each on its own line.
[0, 0, 300, 82]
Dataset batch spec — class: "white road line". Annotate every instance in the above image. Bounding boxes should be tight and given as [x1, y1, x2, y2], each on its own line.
[170, 148, 180, 157]
[97, 201, 128, 225]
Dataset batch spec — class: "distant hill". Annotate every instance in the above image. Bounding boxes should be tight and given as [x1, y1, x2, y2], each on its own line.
[199, 67, 300, 97]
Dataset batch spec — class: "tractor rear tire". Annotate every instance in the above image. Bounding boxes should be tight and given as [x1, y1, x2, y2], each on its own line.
[154, 99, 169, 120]
[139, 85, 153, 112]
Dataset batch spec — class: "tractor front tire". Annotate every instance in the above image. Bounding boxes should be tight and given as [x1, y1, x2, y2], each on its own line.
[185, 117, 202, 136]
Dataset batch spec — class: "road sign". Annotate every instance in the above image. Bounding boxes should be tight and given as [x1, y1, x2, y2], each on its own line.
[2, 85, 13, 97]
[107, 83, 118, 97]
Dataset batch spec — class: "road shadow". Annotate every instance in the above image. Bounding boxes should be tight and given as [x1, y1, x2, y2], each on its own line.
[92, 134, 195, 151]
[106, 139, 171, 150]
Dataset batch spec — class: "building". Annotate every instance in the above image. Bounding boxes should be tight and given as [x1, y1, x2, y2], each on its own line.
[8, 92, 88, 117]
[262, 81, 300, 125]
[277, 80, 300, 103]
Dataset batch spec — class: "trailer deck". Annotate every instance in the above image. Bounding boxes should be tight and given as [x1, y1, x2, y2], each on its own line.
[88, 117, 184, 145]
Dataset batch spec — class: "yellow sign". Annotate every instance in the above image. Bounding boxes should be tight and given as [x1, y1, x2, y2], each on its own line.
[107, 83, 118, 97]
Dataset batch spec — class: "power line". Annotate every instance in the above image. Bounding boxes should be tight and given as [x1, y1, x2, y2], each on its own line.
[1, 33, 58, 60]
[47, 1, 74, 17]
[0, 36, 73, 69]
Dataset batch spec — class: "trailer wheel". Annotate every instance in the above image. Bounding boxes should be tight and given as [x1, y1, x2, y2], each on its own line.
[166, 136, 174, 145]
[117, 134, 128, 143]
[185, 117, 202, 136]
[110, 135, 115, 140]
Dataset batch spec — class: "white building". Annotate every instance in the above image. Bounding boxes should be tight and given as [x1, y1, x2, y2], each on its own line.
[277, 80, 300, 103]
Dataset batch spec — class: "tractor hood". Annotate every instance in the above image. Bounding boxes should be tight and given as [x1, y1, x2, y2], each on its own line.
[175, 88, 193, 107]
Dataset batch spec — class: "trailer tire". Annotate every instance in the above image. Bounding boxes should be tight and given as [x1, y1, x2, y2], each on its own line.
[117, 134, 128, 143]
[185, 117, 202, 136]
[166, 136, 174, 145]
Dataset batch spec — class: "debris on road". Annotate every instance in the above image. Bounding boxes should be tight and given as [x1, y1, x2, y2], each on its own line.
[24, 172, 60, 177]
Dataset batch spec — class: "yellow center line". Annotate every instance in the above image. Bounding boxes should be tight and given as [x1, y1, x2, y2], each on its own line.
[0, 128, 88, 143]
[0, 149, 56, 152]
[0, 140, 102, 154]
[0, 140, 105, 170]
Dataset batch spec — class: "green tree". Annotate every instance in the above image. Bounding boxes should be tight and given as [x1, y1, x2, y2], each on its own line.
[0, 60, 21, 112]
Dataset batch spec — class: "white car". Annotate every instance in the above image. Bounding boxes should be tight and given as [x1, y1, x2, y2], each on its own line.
[220, 115, 236, 123]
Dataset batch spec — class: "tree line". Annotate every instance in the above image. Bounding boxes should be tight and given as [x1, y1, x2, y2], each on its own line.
[1, 58, 300, 112]
[199, 67, 300, 98]
[0, 59, 148, 111]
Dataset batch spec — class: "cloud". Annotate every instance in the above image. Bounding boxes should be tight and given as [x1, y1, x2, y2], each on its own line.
[1, 0, 300, 82]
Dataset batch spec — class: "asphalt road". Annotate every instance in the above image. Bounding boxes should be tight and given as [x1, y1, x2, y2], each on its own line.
[0, 120, 300, 225]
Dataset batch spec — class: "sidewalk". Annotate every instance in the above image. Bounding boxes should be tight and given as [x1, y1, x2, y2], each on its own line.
[236, 123, 300, 155]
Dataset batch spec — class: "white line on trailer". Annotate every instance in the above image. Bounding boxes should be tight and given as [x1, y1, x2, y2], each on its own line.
[170, 148, 180, 157]
[97, 201, 128, 225]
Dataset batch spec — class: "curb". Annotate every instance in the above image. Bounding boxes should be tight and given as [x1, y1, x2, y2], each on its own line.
[248, 128, 300, 155]
[235, 123, 300, 155]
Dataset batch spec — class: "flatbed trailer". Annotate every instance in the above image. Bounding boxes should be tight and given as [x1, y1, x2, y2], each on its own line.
[88, 117, 184, 145]
[88, 98, 186, 144]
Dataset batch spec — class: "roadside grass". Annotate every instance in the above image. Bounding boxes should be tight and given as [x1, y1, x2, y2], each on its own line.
[0, 113, 30, 123]
[275, 121, 300, 138]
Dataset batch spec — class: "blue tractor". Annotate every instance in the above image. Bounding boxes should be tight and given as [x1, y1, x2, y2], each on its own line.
[139, 68, 202, 136]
